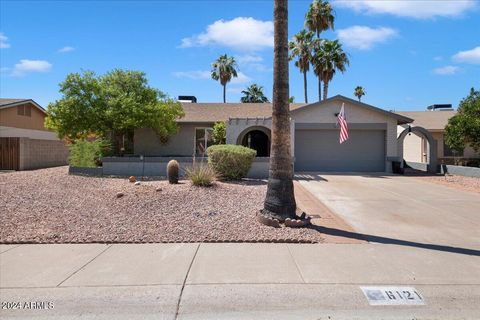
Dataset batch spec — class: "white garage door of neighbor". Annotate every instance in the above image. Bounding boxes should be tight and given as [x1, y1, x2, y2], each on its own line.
[295, 129, 386, 172]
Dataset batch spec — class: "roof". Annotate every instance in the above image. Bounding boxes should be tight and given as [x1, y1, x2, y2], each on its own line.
[178, 95, 413, 125]
[0, 98, 46, 114]
[396, 111, 456, 130]
[178, 102, 306, 123]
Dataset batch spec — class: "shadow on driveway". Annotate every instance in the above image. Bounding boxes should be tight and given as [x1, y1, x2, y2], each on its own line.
[308, 225, 480, 257]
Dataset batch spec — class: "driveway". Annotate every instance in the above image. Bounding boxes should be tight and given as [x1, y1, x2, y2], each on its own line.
[296, 173, 480, 250]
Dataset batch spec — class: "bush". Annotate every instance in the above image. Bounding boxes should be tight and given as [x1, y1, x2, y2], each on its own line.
[167, 160, 179, 184]
[207, 144, 256, 180]
[185, 163, 216, 187]
[69, 139, 111, 167]
[212, 121, 226, 145]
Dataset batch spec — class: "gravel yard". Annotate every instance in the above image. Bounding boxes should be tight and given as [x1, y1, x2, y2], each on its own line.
[413, 174, 480, 194]
[0, 167, 324, 244]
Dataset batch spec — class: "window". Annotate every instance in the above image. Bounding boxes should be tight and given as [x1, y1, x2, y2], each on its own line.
[16, 104, 31, 117]
[443, 135, 463, 157]
[195, 128, 213, 155]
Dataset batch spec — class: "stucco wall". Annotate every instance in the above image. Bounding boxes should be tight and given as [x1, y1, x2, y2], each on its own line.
[403, 132, 425, 163]
[398, 125, 479, 160]
[0, 104, 48, 131]
[19, 138, 69, 170]
[292, 100, 399, 159]
[134, 123, 214, 156]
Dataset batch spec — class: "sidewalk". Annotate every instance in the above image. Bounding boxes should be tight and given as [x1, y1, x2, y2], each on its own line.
[1, 243, 479, 319]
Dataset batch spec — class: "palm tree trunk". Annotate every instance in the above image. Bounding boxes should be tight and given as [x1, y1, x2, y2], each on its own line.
[303, 71, 308, 103]
[223, 84, 226, 103]
[318, 78, 322, 101]
[263, 0, 296, 220]
[323, 79, 328, 101]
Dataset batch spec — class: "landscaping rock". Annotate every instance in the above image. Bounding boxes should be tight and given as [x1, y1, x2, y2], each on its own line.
[0, 166, 324, 244]
[134, 181, 141, 186]
[156, 187, 162, 192]
[116, 192, 124, 198]
[129, 176, 136, 183]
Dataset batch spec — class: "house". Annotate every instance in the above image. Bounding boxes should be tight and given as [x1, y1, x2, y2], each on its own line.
[397, 110, 480, 166]
[0, 98, 69, 170]
[130, 95, 413, 175]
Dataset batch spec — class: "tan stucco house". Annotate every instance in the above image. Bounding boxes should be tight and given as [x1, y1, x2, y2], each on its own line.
[0, 98, 69, 170]
[397, 110, 480, 165]
[133, 95, 413, 174]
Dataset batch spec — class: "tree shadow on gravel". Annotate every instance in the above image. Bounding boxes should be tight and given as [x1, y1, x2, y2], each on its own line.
[307, 225, 480, 257]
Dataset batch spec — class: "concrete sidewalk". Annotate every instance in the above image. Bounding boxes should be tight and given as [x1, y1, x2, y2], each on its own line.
[1, 243, 479, 319]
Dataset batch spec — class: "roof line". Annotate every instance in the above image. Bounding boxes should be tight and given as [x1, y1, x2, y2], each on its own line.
[289, 95, 414, 124]
[0, 99, 46, 114]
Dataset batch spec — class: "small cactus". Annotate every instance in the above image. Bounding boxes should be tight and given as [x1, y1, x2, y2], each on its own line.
[167, 160, 179, 184]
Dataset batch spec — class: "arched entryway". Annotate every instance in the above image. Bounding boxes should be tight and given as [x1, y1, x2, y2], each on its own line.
[398, 126, 438, 173]
[238, 127, 271, 157]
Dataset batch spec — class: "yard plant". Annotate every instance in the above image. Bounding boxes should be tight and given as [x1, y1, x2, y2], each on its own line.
[167, 160, 179, 184]
[207, 144, 256, 180]
[185, 163, 216, 187]
[445, 87, 480, 155]
[69, 139, 111, 168]
[45, 69, 184, 153]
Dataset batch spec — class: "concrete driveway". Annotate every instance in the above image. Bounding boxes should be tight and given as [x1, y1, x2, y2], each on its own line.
[296, 173, 480, 250]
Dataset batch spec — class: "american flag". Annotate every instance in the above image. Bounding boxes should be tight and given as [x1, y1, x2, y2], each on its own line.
[337, 103, 349, 144]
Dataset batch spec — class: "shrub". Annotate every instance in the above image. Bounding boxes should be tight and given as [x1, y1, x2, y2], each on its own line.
[185, 163, 216, 187]
[167, 160, 179, 184]
[69, 139, 111, 167]
[207, 144, 256, 180]
[212, 121, 227, 145]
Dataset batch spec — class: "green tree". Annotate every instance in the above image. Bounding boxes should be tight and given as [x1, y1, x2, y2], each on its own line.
[445, 88, 480, 153]
[241, 84, 269, 103]
[289, 96, 295, 103]
[211, 54, 239, 103]
[289, 29, 314, 103]
[212, 121, 227, 145]
[45, 69, 184, 145]
[305, 0, 335, 101]
[263, 0, 297, 221]
[354, 86, 366, 102]
[314, 39, 349, 100]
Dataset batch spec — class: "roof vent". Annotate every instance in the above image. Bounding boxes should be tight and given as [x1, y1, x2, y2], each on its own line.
[427, 104, 453, 111]
[178, 96, 197, 103]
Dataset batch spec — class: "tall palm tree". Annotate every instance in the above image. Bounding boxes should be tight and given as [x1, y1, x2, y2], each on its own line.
[211, 54, 238, 103]
[241, 84, 269, 103]
[305, 0, 335, 101]
[354, 86, 366, 102]
[263, 0, 296, 221]
[289, 29, 314, 103]
[314, 39, 349, 100]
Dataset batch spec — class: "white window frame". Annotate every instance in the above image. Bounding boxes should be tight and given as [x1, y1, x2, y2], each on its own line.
[194, 127, 213, 156]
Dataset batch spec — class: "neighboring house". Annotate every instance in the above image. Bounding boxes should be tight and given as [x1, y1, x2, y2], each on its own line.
[0, 98, 69, 170]
[134, 95, 413, 173]
[397, 110, 480, 165]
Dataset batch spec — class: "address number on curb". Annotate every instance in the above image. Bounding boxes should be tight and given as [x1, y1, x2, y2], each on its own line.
[360, 286, 425, 306]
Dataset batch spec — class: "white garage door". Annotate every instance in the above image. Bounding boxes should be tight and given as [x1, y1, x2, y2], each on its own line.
[295, 129, 386, 172]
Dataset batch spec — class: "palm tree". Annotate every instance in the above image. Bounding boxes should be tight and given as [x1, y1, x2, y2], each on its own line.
[263, 0, 296, 221]
[211, 54, 238, 103]
[314, 39, 349, 100]
[289, 29, 314, 103]
[241, 84, 269, 103]
[305, 0, 335, 101]
[354, 86, 365, 102]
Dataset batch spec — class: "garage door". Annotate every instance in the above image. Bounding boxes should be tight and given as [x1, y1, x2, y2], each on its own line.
[295, 129, 385, 172]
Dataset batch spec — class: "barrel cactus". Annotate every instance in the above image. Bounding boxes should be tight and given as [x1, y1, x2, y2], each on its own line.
[167, 160, 179, 184]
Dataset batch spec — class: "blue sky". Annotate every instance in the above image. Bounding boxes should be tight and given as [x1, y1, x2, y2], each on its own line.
[1, 0, 479, 111]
